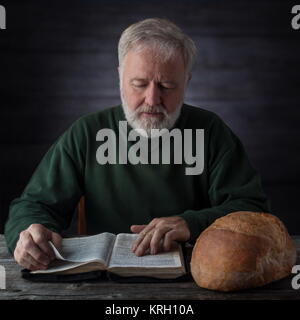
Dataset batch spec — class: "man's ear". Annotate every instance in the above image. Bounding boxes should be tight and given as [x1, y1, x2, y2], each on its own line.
[185, 73, 192, 87]
[118, 66, 123, 81]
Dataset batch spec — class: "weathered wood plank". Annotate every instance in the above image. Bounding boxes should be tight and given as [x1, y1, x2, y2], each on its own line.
[0, 263, 299, 300]
[0, 236, 11, 259]
[0, 235, 299, 300]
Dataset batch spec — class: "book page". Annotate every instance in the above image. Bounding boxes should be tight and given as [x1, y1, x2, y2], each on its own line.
[31, 260, 97, 274]
[108, 233, 183, 268]
[50, 232, 116, 265]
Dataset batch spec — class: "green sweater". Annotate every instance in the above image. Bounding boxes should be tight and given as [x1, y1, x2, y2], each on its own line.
[4, 104, 270, 253]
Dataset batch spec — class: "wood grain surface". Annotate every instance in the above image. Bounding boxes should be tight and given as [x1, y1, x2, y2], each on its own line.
[0, 235, 299, 300]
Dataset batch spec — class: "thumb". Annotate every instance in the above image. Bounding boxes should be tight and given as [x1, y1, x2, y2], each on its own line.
[49, 231, 62, 250]
[130, 225, 147, 234]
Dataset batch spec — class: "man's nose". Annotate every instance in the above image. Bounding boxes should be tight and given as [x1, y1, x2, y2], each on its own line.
[144, 83, 162, 106]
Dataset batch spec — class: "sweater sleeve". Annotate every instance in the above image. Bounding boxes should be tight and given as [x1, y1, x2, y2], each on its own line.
[179, 114, 271, 242]
[4, 121, 85, 253]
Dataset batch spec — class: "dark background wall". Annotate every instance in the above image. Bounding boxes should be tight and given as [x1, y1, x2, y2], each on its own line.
[0, 0, 299, 234]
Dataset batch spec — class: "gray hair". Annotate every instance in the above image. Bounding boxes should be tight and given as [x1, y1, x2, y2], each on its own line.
[118, 18, 197, 76]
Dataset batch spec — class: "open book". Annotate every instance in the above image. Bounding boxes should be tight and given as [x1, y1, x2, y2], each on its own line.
[30, 232, 186, 279]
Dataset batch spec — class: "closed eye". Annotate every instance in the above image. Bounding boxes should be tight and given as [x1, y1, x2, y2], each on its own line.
[132, 84, 147, 88]
[161, 86, 174, 90]
[159, 83, 175, 90]
[130, 80, 176, 90]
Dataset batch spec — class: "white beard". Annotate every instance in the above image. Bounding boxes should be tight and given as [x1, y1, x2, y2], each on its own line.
[120, 89, 183, 138]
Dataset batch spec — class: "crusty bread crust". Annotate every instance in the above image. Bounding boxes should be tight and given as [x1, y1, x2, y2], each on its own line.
[190, 211, 297, 292]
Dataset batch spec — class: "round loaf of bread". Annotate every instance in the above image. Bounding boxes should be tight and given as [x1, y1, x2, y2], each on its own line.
[190, 211, 297, 292]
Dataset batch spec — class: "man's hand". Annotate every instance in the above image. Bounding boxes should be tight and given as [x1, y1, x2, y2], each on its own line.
[130, 216, 190, 256]
[14, 224, 62, 271]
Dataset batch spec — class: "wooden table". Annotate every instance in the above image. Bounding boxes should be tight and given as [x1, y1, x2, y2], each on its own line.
[0, 234, 299, 300]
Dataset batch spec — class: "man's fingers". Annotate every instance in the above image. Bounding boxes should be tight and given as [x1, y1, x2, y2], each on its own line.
[133, 232, 154, 256]
[20, 232, 51, 266]
[20, 252, 48, 271]
[163, 230, 178, 252]
[130, 224, 148, 251]
[30, 227, 56, 260]
[130, 225, 147, 234]
[131, 217, 191, 256]
[50, 232, 62, 251]
[13, 224, 63, 271]
[131, 224, 155, 252]
[150, 226, 172, 255]
[14, 246, 47, 271]
[133, 222, 170, 256]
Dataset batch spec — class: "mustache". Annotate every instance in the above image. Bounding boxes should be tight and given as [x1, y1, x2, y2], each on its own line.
[135, 105, 168, 116]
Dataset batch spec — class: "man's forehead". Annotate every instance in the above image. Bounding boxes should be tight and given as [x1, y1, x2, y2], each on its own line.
[124, 59, 184, 80]
[124, 47, 184, 67]
[121, 48, 186, 82]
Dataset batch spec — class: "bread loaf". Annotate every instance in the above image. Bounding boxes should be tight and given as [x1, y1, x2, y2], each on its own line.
[190, 211, 297, 292]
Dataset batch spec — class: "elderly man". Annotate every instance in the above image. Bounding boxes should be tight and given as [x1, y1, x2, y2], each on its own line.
[5, 18, 270, 271]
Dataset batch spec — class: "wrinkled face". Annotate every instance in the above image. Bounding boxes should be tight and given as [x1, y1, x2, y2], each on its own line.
[119, 48, 188, 136]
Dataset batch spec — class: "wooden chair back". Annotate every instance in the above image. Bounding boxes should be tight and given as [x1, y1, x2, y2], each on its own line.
[77, 196, 86, 235]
